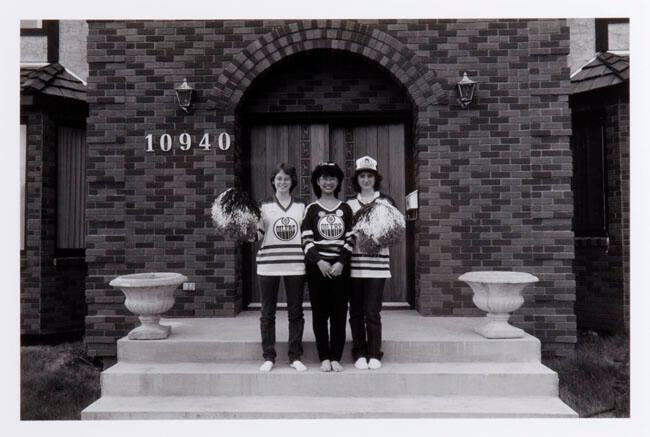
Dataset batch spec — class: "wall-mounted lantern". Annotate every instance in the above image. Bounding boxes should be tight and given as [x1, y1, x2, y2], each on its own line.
[406, 189, 418, 221]
[175, 78, 195, 113]
[456, 72, 477, 109]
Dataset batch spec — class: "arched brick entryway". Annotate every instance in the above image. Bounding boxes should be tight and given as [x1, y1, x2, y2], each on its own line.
[209, 21, 449, 310]
[209, 20, 447, 112]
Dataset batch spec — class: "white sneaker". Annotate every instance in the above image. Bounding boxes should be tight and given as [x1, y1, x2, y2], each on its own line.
[368, 358, 382, 370]
[320, 359, 332, 372]
[259, 360, 274, 372]
[354, 357, 369, 369]
[290, 360, 307, 372]
[331, 361, 344, 372]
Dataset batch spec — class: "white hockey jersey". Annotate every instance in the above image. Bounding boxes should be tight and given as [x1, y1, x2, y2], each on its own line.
[256, 196, 306, 276]
[347, 192, 392, 279]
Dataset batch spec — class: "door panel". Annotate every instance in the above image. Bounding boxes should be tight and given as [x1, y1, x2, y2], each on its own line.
[249, 124, 303, 303]
[248, 122, 407, 304]
[330, 124, 406, 302]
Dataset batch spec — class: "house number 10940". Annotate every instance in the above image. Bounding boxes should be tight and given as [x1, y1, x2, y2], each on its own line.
[145, 133, 231, 152]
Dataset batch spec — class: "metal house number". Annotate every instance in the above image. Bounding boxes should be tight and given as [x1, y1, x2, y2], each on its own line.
[145, 132, 231, 152]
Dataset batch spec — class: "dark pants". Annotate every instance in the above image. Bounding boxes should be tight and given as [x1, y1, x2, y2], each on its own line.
[306, 264, 349, 362]
[349, 277, 385, 360]
[258, 275, 305, 363]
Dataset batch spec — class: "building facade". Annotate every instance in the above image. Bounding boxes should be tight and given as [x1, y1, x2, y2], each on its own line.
[19, 18, 631, 361]
[82, 19, 576, 359]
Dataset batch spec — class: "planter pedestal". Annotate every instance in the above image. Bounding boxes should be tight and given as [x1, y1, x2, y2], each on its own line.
[458, 271, 539, 339]
[109, 272, 188, 340]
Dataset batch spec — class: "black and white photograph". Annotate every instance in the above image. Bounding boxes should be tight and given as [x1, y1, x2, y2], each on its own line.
[3, 0, 649, 435]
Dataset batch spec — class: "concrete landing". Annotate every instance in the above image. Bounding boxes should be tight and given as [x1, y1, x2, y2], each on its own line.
[117, 311, 542, 363]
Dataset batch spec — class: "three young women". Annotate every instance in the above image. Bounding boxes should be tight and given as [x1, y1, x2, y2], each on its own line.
[255, 157, 394, 372]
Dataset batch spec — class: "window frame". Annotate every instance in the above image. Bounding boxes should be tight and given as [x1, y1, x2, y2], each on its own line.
[572, 109, 609, 238]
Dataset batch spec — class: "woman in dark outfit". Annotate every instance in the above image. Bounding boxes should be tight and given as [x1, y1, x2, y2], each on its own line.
[301, 162, 354, 372]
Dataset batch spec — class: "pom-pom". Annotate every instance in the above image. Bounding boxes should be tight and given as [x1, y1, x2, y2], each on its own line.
[352, 198, 405, 255]
[211, 188, 261, 241]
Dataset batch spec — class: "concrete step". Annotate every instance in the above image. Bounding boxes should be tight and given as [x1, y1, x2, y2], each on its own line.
[82, 395, 578, 419]
[100, 361, 559, 397]
[117, 312, 541, 363]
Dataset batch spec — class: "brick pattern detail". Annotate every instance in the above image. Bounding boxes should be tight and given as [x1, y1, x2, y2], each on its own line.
[572, 84, 630, 333]
[21, 111, 45, 334]
[85, 19, 576, 359]
[241, 50, 411, 113]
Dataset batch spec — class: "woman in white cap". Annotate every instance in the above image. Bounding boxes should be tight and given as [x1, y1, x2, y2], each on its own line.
[346, 156, 396, 370]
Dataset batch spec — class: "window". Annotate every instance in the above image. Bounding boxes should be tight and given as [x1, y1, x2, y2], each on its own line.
[595, 18, 629, 52]
[57, 126, 86, 250]
[20, 20, 58, 62]
[572, 111, 607, 237]
[20, 125, 26, 251]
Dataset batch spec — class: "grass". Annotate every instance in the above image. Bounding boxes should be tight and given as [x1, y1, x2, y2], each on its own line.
[21, 341, 101, 420]
[21, 332, 629, 420]
[543, 331, 630, 418]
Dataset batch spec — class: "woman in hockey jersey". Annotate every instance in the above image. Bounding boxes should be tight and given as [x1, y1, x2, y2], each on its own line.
[256, 163, 307, 372]
[347, 156, 395, 370]
[301, 162, 355, 372]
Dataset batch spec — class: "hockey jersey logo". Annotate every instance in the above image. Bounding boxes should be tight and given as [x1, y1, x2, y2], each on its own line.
[273, 217, 298, 241]
[317, 214, 344, 240]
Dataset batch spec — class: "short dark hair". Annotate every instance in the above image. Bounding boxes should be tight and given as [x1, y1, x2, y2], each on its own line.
[270, 163, 298, 193]
[310, 162, 344, 198]
[351, 169, 382, 193]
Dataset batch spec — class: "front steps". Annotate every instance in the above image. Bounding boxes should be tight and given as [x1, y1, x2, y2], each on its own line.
[81, 310, 577, 419]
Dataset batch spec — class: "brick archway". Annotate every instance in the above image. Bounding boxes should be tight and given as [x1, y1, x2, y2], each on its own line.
[209, 21, 447, 111]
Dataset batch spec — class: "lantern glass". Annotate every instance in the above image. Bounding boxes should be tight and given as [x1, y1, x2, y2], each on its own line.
[175, 79, 194, 112]
[457, 72, 477, 108]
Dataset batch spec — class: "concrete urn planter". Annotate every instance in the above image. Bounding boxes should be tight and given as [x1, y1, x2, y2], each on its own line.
[109, 272, 188, 340]
[458, 271, 539, 339]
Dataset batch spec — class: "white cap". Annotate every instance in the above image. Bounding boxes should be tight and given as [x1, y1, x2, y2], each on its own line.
[355, 155, 378, 172]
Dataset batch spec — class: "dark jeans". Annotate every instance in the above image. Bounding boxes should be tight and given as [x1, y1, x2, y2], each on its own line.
[349, 277, 385, 360]
[259, 275, 305, 363]
[306, 264, 349, 362]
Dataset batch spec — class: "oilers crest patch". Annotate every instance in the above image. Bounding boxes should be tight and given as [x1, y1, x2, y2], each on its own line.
[317, 214, 345, 240]
[273, 217, 298, 241]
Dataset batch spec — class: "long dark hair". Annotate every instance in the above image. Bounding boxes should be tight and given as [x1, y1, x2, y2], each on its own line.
[310, 162, 344, 198]
[270, 163, 298, 193]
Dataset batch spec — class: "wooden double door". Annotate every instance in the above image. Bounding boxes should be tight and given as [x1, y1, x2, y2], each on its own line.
[247, 122, 407, 304]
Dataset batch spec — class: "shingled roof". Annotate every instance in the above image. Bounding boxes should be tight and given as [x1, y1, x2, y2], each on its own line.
[20, 63, 86, 102]
[571, 52, 629, 94]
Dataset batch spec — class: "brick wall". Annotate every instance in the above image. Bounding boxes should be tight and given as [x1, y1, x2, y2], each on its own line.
[85, 19, 576, 358]
[241, 50, 411, 113]
[572, 84, 630, 333]
[21, 111, 45, 335]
